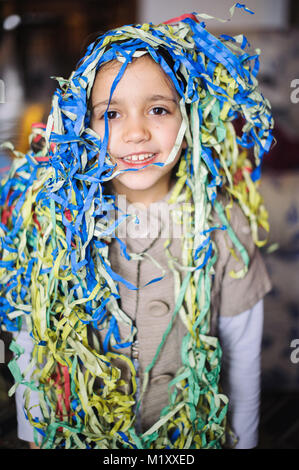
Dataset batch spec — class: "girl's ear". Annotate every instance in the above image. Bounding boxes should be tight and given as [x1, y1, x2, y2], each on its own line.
[182, 137, 187, 149]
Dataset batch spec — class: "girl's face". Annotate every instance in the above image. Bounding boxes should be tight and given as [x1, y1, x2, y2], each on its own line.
[90, 55, 185, 205]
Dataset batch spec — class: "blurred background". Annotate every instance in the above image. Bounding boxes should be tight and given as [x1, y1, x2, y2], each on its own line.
[0, 0, 299, 449]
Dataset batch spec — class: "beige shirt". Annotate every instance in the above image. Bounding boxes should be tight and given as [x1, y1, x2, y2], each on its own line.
[95, 192, 271, 432]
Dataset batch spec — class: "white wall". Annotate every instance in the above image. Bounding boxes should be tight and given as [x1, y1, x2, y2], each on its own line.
[137, 0, 290, 31]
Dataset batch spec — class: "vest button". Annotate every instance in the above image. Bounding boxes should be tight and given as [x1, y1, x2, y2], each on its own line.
[148, 300, 170, 317]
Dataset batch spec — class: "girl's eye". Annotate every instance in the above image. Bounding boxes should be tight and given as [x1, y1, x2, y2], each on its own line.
[105, 110, 120, 120]
[150, 107, 168, 116]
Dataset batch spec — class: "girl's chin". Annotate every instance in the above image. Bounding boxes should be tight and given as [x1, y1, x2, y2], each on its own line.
[112, 173, 168, 193]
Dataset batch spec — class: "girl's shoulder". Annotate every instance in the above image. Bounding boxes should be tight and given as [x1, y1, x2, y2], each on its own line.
[210, 196, 271, 317]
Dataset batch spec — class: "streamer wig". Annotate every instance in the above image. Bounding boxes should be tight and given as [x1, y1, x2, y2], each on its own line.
[0, 10, 273, 449]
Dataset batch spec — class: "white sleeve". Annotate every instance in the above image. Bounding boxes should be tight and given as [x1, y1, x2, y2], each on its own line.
[13, 327, 43, 443]
[218, 299, 264, 449]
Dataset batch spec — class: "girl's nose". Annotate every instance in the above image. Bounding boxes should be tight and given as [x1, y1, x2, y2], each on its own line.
[122, 117, 151, 143]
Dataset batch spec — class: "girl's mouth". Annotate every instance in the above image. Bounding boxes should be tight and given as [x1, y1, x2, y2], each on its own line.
[120, 153, 157, 167]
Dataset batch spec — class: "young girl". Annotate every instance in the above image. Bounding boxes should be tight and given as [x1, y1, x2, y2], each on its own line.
[0, 8, 273, 450]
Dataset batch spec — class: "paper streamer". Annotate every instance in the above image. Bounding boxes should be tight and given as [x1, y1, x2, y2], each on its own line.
[0, 4, 273, 449]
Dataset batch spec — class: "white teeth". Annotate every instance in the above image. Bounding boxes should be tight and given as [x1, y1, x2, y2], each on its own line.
[123, 153, 154, 162]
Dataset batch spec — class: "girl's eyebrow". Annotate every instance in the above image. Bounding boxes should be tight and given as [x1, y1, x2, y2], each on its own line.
[92, 94, 178, 111]
[148, 94, 179, 104]
[92, 99, 116, 111]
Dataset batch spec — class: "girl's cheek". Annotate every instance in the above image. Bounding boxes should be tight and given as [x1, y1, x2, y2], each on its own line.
[91, 120, 105, 140]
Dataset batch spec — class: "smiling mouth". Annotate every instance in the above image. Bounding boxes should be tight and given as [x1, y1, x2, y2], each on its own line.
[120, 153, 157, 165]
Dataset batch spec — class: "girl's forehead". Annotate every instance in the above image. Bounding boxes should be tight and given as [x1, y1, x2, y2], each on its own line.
[92, 54, 178, 100]
[97, 54, 162, 78]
